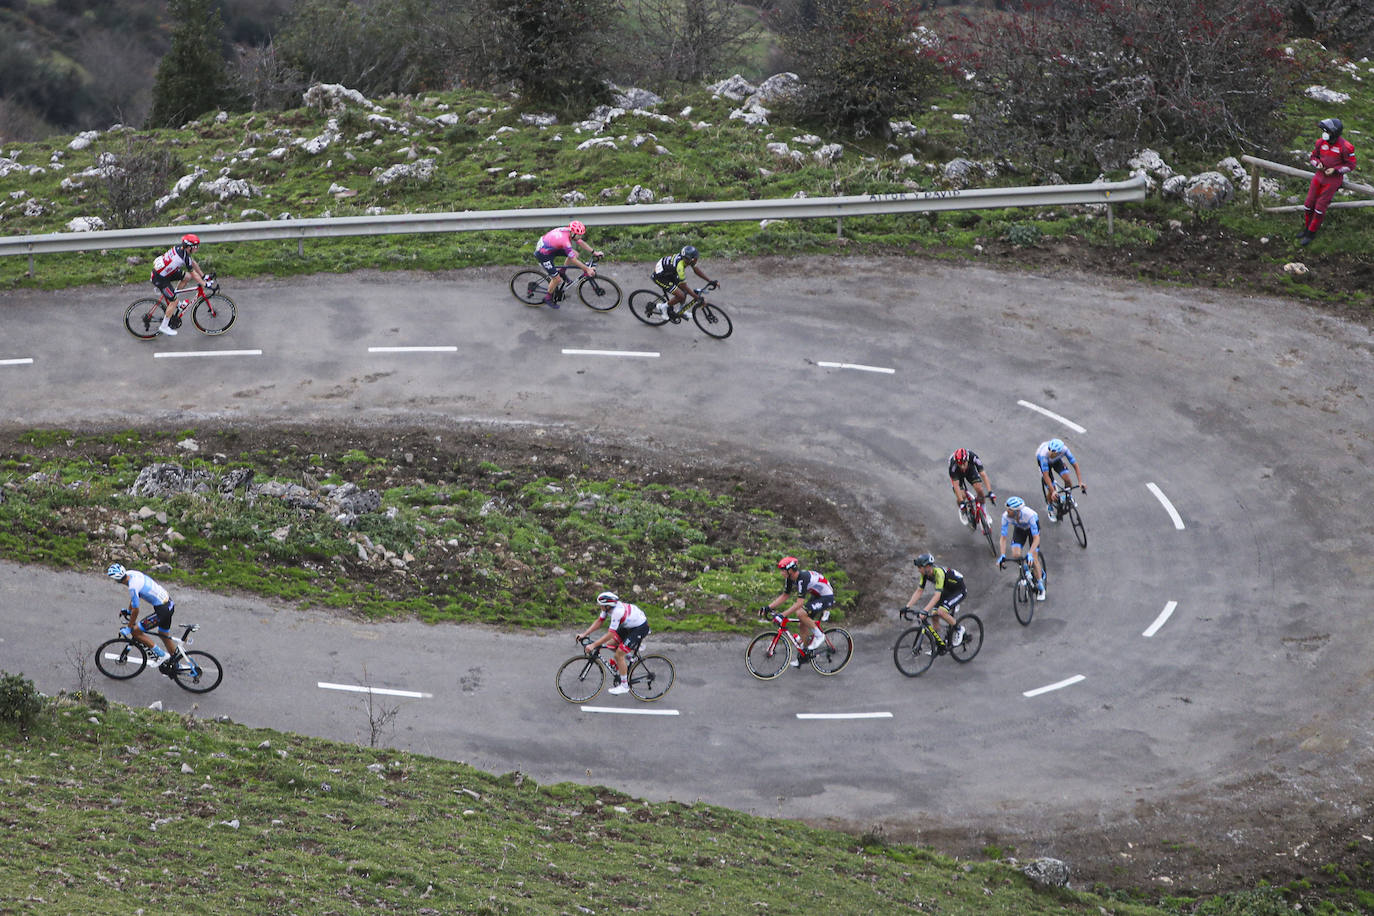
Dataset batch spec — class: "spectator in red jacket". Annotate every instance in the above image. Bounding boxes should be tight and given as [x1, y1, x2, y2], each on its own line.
[1300, 117, 1356, 246]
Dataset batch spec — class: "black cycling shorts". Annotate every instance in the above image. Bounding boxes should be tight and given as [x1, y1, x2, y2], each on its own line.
[615, 622, 651, 651]
[137, 601, 175, 633]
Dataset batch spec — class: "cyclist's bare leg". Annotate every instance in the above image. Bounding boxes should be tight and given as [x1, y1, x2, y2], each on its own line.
[934, 605, 956, 630]
[972, 479, 991, 504]
[798, 610, 820, 646]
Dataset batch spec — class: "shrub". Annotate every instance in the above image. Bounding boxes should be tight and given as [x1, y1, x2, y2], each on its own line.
[0, 672, 44, 730]
[95, 136, 183, 229]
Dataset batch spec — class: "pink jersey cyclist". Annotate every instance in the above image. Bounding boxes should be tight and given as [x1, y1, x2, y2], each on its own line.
[533, 220, 601, 308]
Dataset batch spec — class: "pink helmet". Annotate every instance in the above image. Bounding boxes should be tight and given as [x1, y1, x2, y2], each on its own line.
[568, 220, 587, 236]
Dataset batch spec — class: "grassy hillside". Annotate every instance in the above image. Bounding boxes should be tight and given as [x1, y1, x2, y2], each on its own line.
[0, 39, 1369, 311]
[5, 690, 1359, 916]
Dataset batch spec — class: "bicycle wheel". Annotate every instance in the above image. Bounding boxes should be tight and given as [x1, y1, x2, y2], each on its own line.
[745, 632, 790, 680]
[171, 650, 223, 693]
[979, 512, 998, 556]
[192, 293, 236, 335]
[628, 654, 675, 701]
[556, 655, 605, 702]
[628, 289, 671, 326]
[511, 270, 550, 306]
[124, 299, 165, 340]
[950, 614, 984, 663]
[1067, 501, 1087, 548]
[578, 276, 622, 311]
[95, 638, 148, 679]
[692, 301, 733, 339]
[892, 626, 936, 677]
[809, 626, 852, 675]
[1013, 574, 1034, 625]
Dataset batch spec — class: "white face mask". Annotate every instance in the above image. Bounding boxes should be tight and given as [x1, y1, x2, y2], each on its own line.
[1322, 132, 1331, 141]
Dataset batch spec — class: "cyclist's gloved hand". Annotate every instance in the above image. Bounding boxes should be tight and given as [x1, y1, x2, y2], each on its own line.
[1079, 484, 1086, 495]
[758, 605, 772, 618]
[899, 606, 912, 620]
[997, 554, 1006, 569]
[120, 609, 130, 619]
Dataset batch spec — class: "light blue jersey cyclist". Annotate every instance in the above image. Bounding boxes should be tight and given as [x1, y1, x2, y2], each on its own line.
[107, 563, 179, 667]
[1036, 438, 1085, 522]
[996, 497, 1045, 598]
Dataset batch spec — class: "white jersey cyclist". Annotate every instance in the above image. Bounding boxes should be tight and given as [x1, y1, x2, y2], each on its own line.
[125, 569, 172, 611]
[600, 598, 648, 631]
[1000, 503, 1041, 537]
[1035, 439, 1078, 474]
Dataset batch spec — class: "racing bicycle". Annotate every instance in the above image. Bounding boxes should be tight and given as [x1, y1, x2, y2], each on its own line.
[556, 634, 674, 702]
[124, 274, 236, 340]
[1001, 549, 1049, 625]
[745, 611, 852, 680]
[627, 281, 733, 339]
[892, 606, 984, 677]
[1042, 481, 1087, 548]
[510, 255, 622, 311]
[959, 492, 998, 556]
[95, 615, 224, 693]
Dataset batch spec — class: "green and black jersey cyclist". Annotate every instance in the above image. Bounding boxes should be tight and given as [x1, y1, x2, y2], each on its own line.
[647, 245, 717, 319]
[901, 553, 967, 646]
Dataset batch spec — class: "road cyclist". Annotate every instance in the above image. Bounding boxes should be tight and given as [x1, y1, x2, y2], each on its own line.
[106, 562, 181, 675]
[760, 556, 834, 667]
[575, 591, 650, 695]
[949, 447, 996, 526]
[1036, 438, 1085, 523]
[534, 220, 601, 308]
[902, 553, 967, 647]
[996, 497, 1046, 600]
[149, 233, 213, 336]
[646, 245, 717, 320]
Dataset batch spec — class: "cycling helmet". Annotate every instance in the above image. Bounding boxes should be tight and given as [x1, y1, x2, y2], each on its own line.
[953, 448, 969, 464]
[681, 245, 699, 262]
[106, 562, 126, 580]
[913, 552, 935, 568]
[1047, 438, 1065, 454]
[777, 556, 800, 571]
[596, 591, 619, 607]
[1005, 496, 1025, 510]
[568, 220, 587, 236]
[180, 233, 200, 248]
[1319, 117, 1343, 140]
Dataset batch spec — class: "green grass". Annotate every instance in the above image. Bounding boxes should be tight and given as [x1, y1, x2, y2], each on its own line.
[0, 428, 850, 630]
[0, 695, 1296, 916]
[0, 43, 1367, 309]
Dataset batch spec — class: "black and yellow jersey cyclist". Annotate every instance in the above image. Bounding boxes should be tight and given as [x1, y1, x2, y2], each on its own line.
[648, 245, 717, 319]
[901, 553, 967, 646]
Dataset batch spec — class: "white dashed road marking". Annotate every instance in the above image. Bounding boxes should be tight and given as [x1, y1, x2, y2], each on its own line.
[1023, 675, 1086, 697]
[0, 358, 33, 366]
[153, 349, 263, 359]
[317, 681, 431, 699]
[368, 346, 458, 353]
[817, 361, 895, 374]
[1143, 601, 1179, 638]
[796, 712, 894, 720]
[561, 349, 660, 358]
[580, 706, 680, 716]
[1016, 399, 1086, 433]
[1146, 482, 1186, 529]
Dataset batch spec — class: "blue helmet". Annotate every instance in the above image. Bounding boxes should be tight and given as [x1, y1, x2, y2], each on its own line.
[681, 245, 699, 262]
[1047, 438, 1065, 454]
[106, 563, 126, 580]
[1005, 496, 1025, 511]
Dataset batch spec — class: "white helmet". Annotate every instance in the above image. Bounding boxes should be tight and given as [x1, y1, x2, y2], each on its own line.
[596, 591, 619, 607]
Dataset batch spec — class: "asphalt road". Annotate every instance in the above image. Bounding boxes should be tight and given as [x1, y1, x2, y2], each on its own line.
[1, 255, 1371, 863]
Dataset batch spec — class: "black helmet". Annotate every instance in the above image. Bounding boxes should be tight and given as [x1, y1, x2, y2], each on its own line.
[681, 245, 699, 262]
[913, 552, 935, 568]
[1319, 117, 1343, 140]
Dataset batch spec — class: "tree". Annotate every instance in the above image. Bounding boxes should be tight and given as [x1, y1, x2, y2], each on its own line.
[946, 0, 1296, 176]
[148, 0, 233, 128]
[771, 0, 942, 139]
[464, 0, 618, 109]
[629, 0, 763, 85]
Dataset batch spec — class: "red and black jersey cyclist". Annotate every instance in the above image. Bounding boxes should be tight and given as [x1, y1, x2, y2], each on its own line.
[534, 220, 601, 308]
[760, 556, 833, 663]
[948, 448, 996, 526]
[647, 245, 716, 319]
[149, 234, 213, 336]
[901, 552, 966, 647]
[575, 591, 650, 695]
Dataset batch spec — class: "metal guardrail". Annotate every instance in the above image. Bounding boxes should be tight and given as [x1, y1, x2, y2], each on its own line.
[0, 175, 1147, 273]
[1240, 154, 1374, 213]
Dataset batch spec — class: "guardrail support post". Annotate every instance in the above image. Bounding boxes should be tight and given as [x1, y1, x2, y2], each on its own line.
[1107, 204, 1114, 235]
[836, 217, 843, 239]
[298, 235, 305, 257]
[1250, 162, 1259, 212]
[28, 245, 34, 276]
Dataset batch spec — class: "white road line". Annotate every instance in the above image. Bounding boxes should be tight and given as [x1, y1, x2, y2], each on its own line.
[153, 349, 263, 359]
[561, 348, 660, 358]
[1146, 482, 1186, 529]
[0, 358, 33, 366]
[817, 361, 896, 374]
[1023, 674, 1086, 697]
[317, 681, 431, 699]
[1016, 400, 1086, 433]
[580, 706, 680, 716]
[1143, 600, 1179, 638]
[368, 346, 458, 353]
[796, 712, 894, 720]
